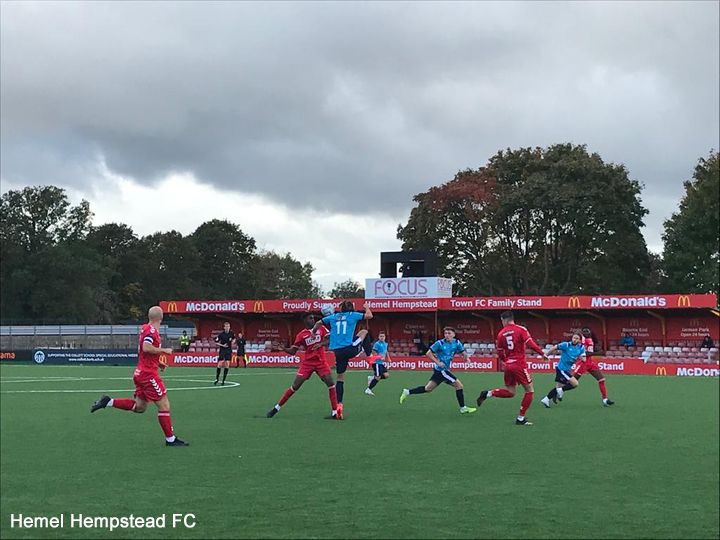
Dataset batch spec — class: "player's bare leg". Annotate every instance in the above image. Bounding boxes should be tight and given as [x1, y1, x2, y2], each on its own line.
[589, 368, 614, 406]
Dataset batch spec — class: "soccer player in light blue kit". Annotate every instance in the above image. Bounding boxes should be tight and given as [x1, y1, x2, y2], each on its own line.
[400, 326, 477, 414]
[312, 300, 373, 419]
[365, 331, 391, 396]
[540, 332, 585, 408]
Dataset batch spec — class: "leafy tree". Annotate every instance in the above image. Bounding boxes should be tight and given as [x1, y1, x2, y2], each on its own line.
[189, 219, 257, 299]
[138, 230, 202, 305]
[398, 144, 652, 295]
[662, 151, 720, 294]
[24, 241, 112, 323]
[328, 279, 365, 298]
[1, 186, 93, 323]
[251, 252, 322, 299]
[0, 186, 92, 252]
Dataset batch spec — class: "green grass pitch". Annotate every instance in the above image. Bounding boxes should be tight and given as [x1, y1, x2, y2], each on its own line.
[1, 365, 718, 539]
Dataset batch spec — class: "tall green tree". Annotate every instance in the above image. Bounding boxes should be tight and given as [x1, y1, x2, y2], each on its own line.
[251, 252, 323, 299]
[189, 219, 257, 298]
[398, 144, 653, 295]
[1, 186, 94, 323]
[0, 186, 92, 252]
[139, 230, 202, 306]
[23, 241, 112, 324]
[662, 151, 720, 294]
[85, 223, 145, 321]
[328, 279, 365, 298]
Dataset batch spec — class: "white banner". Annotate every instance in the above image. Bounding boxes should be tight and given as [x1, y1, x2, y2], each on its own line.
[365, 277, 453, 299]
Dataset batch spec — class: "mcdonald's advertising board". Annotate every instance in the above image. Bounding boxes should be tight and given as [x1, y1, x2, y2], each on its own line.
[161, 294, 716, 314]
[160, 353, 717, 376]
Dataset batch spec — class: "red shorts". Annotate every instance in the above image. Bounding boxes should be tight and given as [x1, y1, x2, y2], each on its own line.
[503, 363, 533, 386]
[573, 359, 599, 375]
[133, 369, 167, 402]
[296, 360, 331, 380]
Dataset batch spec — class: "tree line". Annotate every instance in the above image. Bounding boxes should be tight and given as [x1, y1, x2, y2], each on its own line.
[1, 144, 717, 323]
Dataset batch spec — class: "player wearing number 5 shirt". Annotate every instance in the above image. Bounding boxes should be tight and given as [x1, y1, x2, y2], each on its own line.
[476, 311, 548, 425]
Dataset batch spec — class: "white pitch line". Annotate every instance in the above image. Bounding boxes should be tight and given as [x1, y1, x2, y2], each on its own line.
[0, 372, 296, 385]
[0, 381, 240, 394]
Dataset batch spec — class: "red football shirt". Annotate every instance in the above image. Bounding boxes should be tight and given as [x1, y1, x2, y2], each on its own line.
[294, 325, 329, 362]
[496, 323, 544, 367]
[137, 323, 162, 373]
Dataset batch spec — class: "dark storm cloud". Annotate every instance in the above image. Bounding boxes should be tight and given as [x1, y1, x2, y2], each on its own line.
[1, 1, 718, 232]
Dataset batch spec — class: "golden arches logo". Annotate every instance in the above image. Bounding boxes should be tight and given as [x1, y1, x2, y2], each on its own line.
[677, 296, 691, 308]
[254, 301, 265, 313]
[159, 354, 168, 366]
[166, 302, 178, 313]
[655, 366, 667, 376]
[568, 296, 581, 309]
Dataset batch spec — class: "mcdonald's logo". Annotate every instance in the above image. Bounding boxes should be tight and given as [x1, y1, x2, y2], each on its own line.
[690, 319, 700, 327]
[166, 302, 178, 313]
[254, 301, 265, 313]
[568, 296, 581, 309]
[655, 366, 667, 376]
[677, 295, 691, 308]
[629, 319, 639, 327]
[159, 354, 168, 366]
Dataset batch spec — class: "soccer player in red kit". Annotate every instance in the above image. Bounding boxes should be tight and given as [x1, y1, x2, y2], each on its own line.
[266, 313, 341, 419]
[90, 305, 189, 446]
[476, 311, 549, 425]
[570, 327, 615, 406]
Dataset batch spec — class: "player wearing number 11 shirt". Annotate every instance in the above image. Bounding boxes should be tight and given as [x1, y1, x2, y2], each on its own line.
[476, 311, 548, 425]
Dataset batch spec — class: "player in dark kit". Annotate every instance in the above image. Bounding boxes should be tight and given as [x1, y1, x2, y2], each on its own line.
[90, 305, 188, 446]
[476, 311, 548, 425]
[235, 331, 247, 368]
[266, 314, 340, 419]
[214, 322, 234, 385]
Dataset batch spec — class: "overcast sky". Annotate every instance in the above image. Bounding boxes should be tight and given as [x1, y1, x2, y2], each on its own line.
[1, 1, 718, 292]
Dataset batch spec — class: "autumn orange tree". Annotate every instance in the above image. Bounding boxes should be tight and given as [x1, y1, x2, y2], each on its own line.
[397, 144, 654, 295]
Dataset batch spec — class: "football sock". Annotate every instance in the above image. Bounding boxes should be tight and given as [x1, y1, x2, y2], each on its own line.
[455, 389, 465, 407]
[519, 392, 533, 416]
[490, 388, 514, 398]
[362, 335, 373, 356]
[561, 384, 576, 392]
[112, 398, 135, 410]
[222, 368, 229, 383]
[547, 388, 558, 400]
[598, 378, 608, 399]
[215, 368, 221, 381]
[328, 385, 338, 411]
[278, 386, 295, 406]
[409, 386, 426, 394]
[157, 410, 173, 438]
[337, 381, 344, 403]
[369, 378, 379, 389]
